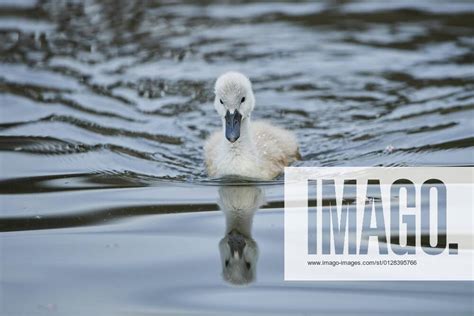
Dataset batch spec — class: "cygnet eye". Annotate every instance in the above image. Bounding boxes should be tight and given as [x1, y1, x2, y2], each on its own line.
[220, 99, 224, 105]
[246, 262, 251, 269]
[241, 97, 245, 103]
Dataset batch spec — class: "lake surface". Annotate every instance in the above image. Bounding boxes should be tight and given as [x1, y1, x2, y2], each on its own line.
[1, 0, 473, 315]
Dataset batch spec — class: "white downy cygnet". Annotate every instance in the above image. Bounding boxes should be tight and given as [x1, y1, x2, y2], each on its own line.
[218, 185, 265, 285]
[205, 72, 300, 180]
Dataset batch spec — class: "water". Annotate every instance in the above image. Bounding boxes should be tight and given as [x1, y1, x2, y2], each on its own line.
[1, 0, 473, 315]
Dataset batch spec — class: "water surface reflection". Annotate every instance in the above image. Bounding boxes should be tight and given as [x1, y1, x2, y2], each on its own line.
[218, 186, 264, 285]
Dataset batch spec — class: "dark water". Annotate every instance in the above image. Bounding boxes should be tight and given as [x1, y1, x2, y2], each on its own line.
[1, 0, 473, 315]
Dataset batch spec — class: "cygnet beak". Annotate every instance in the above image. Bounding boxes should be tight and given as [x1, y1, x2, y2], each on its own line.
[225, 110, 242, 143]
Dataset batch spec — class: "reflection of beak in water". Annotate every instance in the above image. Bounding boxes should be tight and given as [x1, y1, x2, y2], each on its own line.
[228, 230, 246, 259]
[218, 186, 265, 285]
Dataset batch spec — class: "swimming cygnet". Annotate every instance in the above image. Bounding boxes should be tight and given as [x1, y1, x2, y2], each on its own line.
[205, 72, 300, 180]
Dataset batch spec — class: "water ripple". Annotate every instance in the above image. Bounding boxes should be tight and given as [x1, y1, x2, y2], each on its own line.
[0, 0, 472, 183]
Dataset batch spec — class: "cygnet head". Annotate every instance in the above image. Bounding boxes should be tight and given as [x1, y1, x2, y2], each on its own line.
[214, 72, 255, 143]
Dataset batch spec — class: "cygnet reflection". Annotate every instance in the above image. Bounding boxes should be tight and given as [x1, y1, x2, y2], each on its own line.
[218, 185, 265, 285]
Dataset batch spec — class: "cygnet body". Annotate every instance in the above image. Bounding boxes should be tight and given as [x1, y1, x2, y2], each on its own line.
[205, 72, 300, 180]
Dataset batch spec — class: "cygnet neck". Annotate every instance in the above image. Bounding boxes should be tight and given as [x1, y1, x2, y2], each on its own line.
[224, 207, 255, 237]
